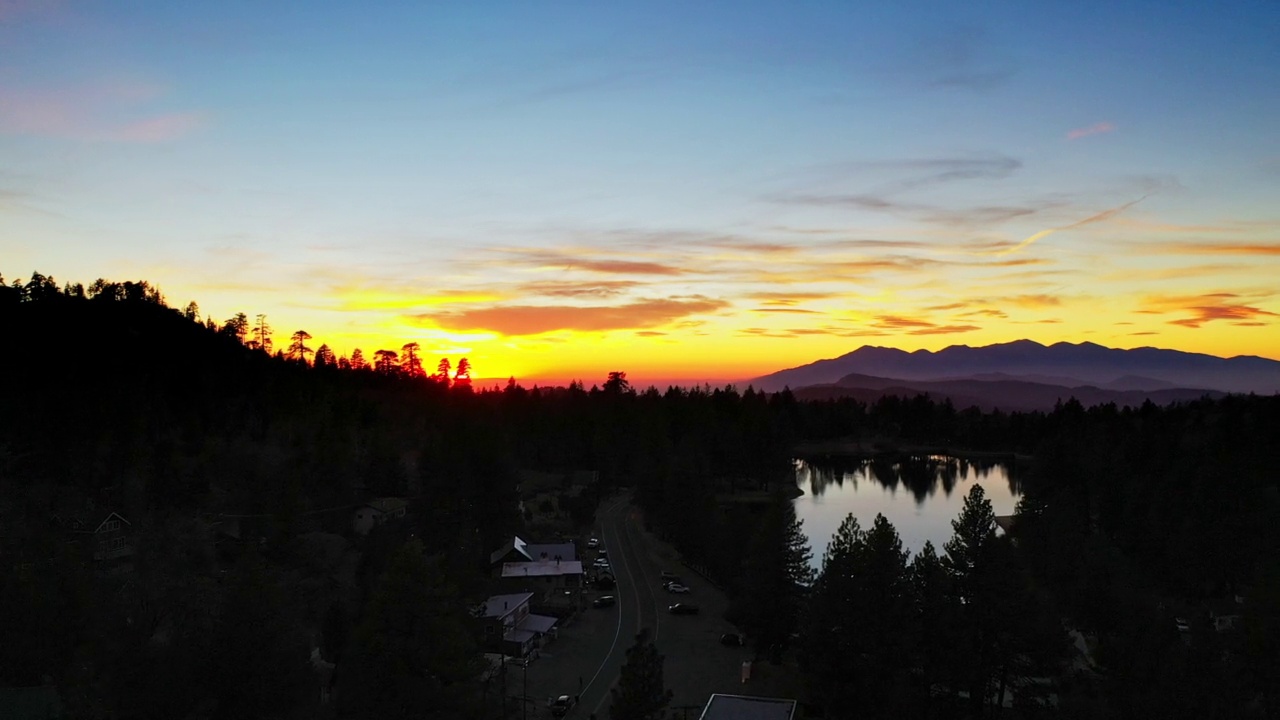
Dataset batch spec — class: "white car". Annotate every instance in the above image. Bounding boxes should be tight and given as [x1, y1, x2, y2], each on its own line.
[666, 583, 690, 594]
[587, 538, 599, 549]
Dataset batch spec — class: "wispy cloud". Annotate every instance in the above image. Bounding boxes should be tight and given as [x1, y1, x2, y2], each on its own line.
[1149, 242, 1280, 256]
[994, 196, 1146, 256]
[0, 80, 205, 142]
[1067, 122, 1116, 140]
[518, 280, 642, 298]
[412, 296, 728, 336]
[1141, 292, 1279, 328]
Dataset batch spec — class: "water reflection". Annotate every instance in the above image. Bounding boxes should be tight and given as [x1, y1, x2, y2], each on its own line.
[798, 454, 1017, 504]
[794, 454, 1020, 565]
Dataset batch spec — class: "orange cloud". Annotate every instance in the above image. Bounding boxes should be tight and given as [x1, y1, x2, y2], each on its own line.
[1003, 294, 1062, 309]
[1141, 292, 1279, 328]
[571, 260, 685, 275]
[518, 280, 642, 297]
[414, 296, 728, 336]
[1066, 122, 1116, 140]
[872, 315, 936, 329]
[909, 324, 981, 335]
[1153, 242, 1280, 256]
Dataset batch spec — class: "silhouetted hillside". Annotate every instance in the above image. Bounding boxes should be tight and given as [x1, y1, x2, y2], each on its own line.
[752, 339, 1280, 394]
[791, 373, 1223, 412]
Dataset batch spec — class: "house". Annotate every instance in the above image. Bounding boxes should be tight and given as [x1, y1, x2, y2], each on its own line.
[489, 535, 577, 568]
[352, 498, 408, 536]
[698, 693, 796, 720]
[474, 592, 559, 658]
[500, 560, 585, 616]
[58, 511, 134, 570]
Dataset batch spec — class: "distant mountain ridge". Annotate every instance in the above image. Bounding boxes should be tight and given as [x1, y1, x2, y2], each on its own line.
[751, 340, 1280, 395]
[788, 373, 1224, 413]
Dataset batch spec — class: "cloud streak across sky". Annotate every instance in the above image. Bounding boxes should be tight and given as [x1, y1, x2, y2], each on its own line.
[2, 2, 1278, 381]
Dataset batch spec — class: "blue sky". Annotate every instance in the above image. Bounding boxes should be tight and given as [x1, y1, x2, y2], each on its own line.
[3, 0, 1278, 382]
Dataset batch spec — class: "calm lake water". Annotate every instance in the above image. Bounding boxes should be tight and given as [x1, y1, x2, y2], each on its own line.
[793, 455, 1020, 569]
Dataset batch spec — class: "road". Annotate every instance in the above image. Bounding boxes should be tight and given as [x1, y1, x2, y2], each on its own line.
[520, 492, 758, 718]
[578, 492, 663, 716]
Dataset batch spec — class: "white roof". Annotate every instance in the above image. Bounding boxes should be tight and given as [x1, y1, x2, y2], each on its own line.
[699, 694, 796, 720]
[480, 593, 535, 618]
[501, 560, 584, 578]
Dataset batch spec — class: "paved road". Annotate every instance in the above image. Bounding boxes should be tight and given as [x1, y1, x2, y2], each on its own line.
[518, 492, 760, 719]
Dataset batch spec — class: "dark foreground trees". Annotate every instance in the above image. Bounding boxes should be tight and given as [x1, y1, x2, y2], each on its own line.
[336, 540, 483, 719]
[610, 629, 672, 720]
[802, 486, 1066, 719]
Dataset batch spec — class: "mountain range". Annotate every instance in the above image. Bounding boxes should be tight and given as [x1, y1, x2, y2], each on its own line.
[750, 340, 1280, 411]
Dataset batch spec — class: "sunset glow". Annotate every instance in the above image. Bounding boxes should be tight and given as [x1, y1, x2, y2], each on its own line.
[3, 2, 1277, 386]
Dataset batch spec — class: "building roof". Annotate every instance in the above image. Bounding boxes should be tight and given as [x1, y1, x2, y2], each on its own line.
[489, 536, 530, 565]
[517, 613, 558, 634]
[489, 536, 578, 565]
[523, 542, 576, 562]
[501, 560, 584, 578]
[365, 497, 408, 514]
[480, 592, 535, 619]
[994, 515, 1017, 534]
[698, 694, 796, 720]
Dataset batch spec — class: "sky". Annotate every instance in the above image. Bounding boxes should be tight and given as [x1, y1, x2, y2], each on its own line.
[3, 0, 1278, 386]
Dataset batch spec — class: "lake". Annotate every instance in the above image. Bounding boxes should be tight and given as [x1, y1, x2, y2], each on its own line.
[793, 455, 1021, 569]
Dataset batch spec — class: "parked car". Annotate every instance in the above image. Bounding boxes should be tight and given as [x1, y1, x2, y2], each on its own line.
[598, 548, 608, 558]
[587, 537, 599, 549]
[666, 583, 691, 594]
[1175, 617, 1191, 633]
[660, 570, 680, 581]
[593, 558, 610, 567]
[720, 633, 745, 646]
[549, 695, 577, 717]
[668, 603, 699, 615]
[661, 577, 683, 589]
[592, 595, 616, 608]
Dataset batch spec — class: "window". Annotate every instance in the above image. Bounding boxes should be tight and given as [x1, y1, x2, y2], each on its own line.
[103, 519, 120, 532]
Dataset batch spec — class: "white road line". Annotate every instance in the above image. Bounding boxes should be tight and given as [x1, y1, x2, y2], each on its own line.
[623, 511, 662, 645]
[580, 495, 630, 709]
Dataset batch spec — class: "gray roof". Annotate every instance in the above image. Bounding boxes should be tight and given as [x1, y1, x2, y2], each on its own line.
[501, 560, 584, 578]
[489, 536, 577, 565]
[523, 542, 576, 562]
[698, 694, 796, 720]
[517, 613, 558, 634]
[480, 593, 535, 619]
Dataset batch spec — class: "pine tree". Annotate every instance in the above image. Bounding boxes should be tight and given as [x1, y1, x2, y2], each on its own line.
[400, 342, 425, 378]
[609, 629, 672, 720]
[351, 348, 368, 370]
[314, 344, 336, 368]
[374, 349, 399, 376]
[435, 357, 452, 386]
[337, 541, 483, 719]
[286, 330, 313, 363]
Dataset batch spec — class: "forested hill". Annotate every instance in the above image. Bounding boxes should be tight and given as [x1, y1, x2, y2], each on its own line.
[4, 273, 1280, 717]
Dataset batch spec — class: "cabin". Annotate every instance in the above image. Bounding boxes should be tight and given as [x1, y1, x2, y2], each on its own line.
[474, 592, 559, 658]
[352, 497, 408, 536]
